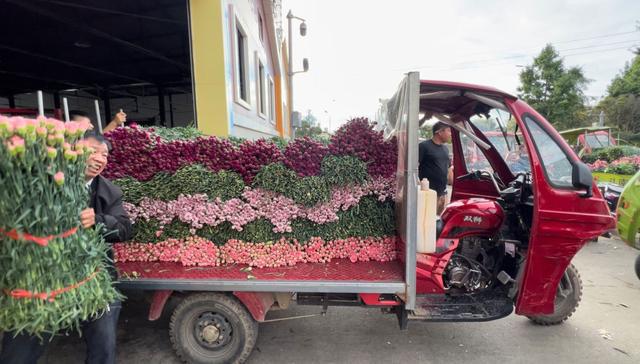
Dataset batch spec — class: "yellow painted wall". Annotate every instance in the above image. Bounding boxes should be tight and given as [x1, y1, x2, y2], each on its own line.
[189, 0, 229, 136]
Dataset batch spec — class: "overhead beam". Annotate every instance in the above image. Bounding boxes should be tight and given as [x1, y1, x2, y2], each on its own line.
[7, 0, 190, 71]
[0, 44, 151, 84]
[35, 0, 186, 25]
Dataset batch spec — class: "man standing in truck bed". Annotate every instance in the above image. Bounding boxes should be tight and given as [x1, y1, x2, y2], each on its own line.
[419, 122, 452, 214]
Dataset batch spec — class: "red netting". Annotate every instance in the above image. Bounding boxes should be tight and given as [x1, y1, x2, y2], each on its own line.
[117, 259, 404, 282]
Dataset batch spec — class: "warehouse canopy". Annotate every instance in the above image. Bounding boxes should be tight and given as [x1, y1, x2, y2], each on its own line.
[0, 0, 191, 97]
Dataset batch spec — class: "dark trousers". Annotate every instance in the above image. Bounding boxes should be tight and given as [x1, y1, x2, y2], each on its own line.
[0, 301, 121, 364]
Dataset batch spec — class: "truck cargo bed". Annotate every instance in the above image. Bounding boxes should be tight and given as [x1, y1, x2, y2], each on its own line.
[116, 259, 406, 293]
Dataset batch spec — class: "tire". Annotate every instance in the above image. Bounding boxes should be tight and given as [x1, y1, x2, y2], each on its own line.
[170, 293, 258, 364]
[527, 264, 582, 326]
[635, 255, 640, 280]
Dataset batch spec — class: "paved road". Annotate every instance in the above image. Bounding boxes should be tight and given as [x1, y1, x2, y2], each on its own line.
[9, 236, 640, 363]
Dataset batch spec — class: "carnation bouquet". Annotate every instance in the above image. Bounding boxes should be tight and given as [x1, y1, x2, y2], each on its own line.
[0, 116, 121, 336]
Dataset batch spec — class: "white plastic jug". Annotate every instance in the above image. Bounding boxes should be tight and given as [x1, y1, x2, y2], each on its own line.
[417, 179, 437, 253]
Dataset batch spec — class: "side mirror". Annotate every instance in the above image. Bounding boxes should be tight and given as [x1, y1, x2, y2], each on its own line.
[302, 58, 309, 72]
[572, 162, 593, 198]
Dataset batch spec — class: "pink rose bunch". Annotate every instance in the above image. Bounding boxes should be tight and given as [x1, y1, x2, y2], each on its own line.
[113, 236, 219, 267]
[113, 236, 397, 268]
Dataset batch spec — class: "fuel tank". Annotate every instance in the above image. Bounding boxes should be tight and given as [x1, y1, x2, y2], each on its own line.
[439, 198, 504, 239]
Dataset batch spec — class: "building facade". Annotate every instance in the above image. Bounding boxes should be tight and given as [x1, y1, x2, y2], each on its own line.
[189, 0, 290, 139]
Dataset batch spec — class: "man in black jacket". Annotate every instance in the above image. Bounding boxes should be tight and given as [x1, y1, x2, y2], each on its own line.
[0, 132, 133, 364]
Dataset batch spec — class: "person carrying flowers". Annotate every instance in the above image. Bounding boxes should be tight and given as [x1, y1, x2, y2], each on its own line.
[0, 126, 133, 364]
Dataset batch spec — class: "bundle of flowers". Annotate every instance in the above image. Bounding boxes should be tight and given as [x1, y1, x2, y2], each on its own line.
[588, 155, 640, 174]
[122, 177, 395, 236]
[113, 236, 397, 268]
[105, 118, 399, 267]
[0, 116, 121, 336]
[587, 159, 609, 172]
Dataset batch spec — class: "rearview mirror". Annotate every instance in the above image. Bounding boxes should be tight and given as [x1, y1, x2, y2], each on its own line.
[572, 162, 593, 198]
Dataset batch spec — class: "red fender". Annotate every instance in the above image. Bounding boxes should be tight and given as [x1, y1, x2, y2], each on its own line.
[233, 292, 275, 321]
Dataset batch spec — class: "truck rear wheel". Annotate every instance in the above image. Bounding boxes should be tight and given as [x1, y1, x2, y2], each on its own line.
[527, 264, 582, 326]
[170, 293, 258, 364]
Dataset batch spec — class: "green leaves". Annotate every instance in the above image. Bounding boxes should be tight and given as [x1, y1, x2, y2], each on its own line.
[252, 163, 331, 207]
[321, 155, 369, 186]
[115, 165, 245, 203]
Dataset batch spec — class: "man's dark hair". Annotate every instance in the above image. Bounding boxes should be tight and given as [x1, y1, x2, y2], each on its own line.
[432, 122, 449, 135]
[69, 110, 90, 120]
[83, 131, 112, 152]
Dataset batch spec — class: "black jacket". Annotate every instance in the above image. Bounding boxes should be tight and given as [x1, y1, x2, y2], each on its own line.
[89, 175, 133, 279]
[89, 175, 133, 243]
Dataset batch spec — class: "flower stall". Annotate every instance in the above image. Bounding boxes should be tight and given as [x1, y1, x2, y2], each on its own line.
[105, 118, 400, 269]
[587, 154, 640, 186]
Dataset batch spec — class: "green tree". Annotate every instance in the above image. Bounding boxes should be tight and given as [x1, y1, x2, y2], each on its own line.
[607, 54, 640, 97]
[597, 53, 640, 144]
[295, 110, 324, 139]
[517, 44, 590, 130]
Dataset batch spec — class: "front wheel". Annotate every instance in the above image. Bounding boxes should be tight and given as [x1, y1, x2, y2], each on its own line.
[170, 293, 258, 364]
[527, 264, 582, 325]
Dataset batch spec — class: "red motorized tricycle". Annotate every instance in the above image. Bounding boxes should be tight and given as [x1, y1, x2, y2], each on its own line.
[116, 73, 614, 363]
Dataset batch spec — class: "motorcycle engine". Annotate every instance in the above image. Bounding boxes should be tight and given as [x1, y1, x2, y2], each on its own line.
[443, 237, 495, 293]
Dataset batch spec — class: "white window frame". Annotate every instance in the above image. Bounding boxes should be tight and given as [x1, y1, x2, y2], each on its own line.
[268, 77, 276, 124]
[256, 54, 267, 118]
[233, 15, 251, 109]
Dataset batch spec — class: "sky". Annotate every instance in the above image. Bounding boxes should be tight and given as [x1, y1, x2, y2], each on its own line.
[281, 0, 640, 131]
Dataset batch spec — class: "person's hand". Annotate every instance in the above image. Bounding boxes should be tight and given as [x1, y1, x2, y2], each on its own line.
[112, 109, 127, 126]
[80, 208, 96, 228]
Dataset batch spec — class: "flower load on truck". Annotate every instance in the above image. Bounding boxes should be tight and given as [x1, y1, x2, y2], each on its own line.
[0, 116, 121, 336]
[105, 118, 400, 268]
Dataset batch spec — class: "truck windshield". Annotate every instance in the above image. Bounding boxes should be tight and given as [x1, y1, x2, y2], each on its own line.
[463, 109, 530, 174]
[585, 133, 611, 148]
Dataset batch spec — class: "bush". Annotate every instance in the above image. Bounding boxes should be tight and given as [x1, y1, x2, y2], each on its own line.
[321, 155, 369, 186]
[605, 163, 638, 175]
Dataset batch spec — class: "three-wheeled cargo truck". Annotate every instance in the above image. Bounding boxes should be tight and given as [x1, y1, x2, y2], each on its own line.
[116, 73, 614, 364]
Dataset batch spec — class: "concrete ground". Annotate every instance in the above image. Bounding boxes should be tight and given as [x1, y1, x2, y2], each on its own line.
[5, 236, 639, 363]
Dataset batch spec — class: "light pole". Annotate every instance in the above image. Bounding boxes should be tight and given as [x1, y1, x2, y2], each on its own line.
[287, 10, 309, 138]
